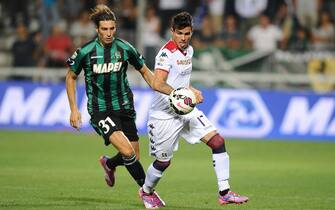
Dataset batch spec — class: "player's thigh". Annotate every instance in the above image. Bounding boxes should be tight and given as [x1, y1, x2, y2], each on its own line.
[147, 117, 184, 161]
[90, 112, 122, 146]
[181, 109, 216, 144]
[120, 111, 139, 142]
[108, 131, 134, 156]
[120, 112, 140, 157]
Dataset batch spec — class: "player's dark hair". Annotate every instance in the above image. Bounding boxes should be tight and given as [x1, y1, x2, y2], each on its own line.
[90, 4, 116, 27]
[171, 11, 193, 30]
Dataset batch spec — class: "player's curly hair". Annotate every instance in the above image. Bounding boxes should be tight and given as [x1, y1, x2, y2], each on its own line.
[90, 4, 116, 27]
[171, 12, 193, 30]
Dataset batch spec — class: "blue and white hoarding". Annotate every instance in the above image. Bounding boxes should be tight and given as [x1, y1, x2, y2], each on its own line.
[0, 81, 334, 141]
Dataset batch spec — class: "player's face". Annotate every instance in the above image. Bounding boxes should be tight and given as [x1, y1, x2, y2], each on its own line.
[97, 20, 116, 45]
[171, 26, 192, 50]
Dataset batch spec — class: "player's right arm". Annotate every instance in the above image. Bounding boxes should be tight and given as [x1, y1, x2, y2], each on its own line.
[152, 69, 174, 95]
[151, 47, 175, 95]
[65, 70, 82, 130]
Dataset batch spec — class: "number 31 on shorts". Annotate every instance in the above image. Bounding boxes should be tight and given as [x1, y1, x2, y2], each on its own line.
[98, 117, 116, 134]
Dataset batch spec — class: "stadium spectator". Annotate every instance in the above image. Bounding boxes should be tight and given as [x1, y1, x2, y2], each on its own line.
[142, 6, 162, 70]
[38, 0, 61, 38]
[69, 10, 96, 48]
[157, 0, 186, 37]
[293, 0, 321, 30]
[117, 0, 138, 44]
[58, 0, 84, 23]
[208, 0, 226, 35]
[321, 0, 335, 20]
[215, 15, 242, 49]
[139, 12, 248, 209]
[286, 26, 310, 51]
[44, 22, 73, 67]
[65, 4, 158, 199]
[31, 30, 46, 67]
[235, 0, 268, 35]
[11, 23, 36, 68]
[247, 14, 283, 51]
[265, 0, 288, 20]
[273, 3, 295, 49]
[6, 0, 30, 28]
[311, 11, 335, 51]
[192, 14, 216, 49]
[192, 0, 209, 32]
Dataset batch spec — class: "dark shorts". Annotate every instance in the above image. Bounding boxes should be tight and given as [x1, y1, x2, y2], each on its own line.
[90, 110, 139, 146]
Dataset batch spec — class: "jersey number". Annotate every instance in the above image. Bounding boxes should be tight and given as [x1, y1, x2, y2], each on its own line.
[98, 117, 116, 134]
[197, 115, 206, 126]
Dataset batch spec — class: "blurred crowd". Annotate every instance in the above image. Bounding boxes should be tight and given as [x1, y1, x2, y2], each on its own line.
[0, 0, 335, 69]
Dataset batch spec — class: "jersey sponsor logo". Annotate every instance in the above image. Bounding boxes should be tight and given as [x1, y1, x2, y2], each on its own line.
[93, 62, 122, 73]
[208, 90, 273, 138]
[177, 59, 191, 65]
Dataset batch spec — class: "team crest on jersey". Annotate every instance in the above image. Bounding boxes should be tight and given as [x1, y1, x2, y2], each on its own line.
[114, 51, 121, 60]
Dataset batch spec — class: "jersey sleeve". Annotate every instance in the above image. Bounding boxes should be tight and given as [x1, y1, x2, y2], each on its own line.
[66, 48, 84, 75]
[155, 49, 171, 72]
[126, 42, 145, 70]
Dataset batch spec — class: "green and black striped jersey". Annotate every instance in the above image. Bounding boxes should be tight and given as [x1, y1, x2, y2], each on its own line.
[66, 37, 145, 116]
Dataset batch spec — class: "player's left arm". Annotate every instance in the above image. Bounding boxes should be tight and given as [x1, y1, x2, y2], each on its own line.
[189, 86, 203, 104]
[138, 64, 154, 88]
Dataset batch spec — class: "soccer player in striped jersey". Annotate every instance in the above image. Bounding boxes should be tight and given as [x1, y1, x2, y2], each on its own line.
[139, 12, 248, 208]
[65, 5, 166, 199]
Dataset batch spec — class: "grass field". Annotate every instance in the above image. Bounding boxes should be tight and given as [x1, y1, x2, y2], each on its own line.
[0, 131, 334, 210]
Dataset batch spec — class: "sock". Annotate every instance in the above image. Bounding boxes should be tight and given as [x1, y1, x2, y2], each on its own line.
[219, 189, 230, 196]
[212, 152, 230, 191]
[143, 163, 164, 194]
[122, 154, 146, 187]
[106, 152, 123, 169]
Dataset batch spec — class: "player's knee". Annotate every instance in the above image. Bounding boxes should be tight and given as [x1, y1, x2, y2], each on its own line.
[120, 147, 135, 159]
[153, 160, 171, 172]
[206, 134, 226, 153]
[122, 153, 137, 166]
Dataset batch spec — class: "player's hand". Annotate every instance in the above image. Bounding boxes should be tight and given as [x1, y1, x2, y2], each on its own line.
[70, 110, 82, 130]
[190, 87, 203, 104]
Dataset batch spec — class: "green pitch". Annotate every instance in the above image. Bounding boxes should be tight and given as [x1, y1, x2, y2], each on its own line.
[0, 131, 334, 210]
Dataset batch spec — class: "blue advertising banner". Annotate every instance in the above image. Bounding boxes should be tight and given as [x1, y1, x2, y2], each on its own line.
[0, 81, 334, 141]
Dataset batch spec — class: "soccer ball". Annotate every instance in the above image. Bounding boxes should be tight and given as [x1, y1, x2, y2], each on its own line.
[169, 87, 196, 115]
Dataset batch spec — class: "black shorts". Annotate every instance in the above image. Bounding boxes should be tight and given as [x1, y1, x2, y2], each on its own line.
[90, 110, 139, 146]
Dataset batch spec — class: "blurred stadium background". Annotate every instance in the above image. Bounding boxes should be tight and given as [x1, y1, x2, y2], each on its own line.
[0, 0, 335, 209]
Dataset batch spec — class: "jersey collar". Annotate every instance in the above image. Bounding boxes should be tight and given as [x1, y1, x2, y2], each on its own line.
[96, 37, 115, 48]
[170, 40, 188, 56]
